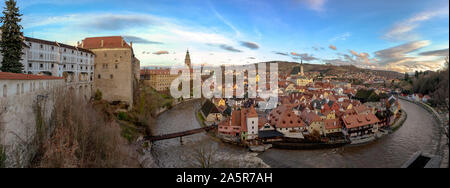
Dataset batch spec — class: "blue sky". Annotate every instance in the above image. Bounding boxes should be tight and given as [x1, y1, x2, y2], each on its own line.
[16, 0, 449, 72]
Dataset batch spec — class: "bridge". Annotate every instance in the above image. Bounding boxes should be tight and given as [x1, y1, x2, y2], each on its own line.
[144, 125, 217, 142]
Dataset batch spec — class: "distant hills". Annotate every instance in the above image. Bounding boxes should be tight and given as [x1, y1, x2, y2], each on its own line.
[256, 61, 403, 79]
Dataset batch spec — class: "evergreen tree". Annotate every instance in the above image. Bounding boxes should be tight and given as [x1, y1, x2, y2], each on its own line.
[0, 0, 23, 73]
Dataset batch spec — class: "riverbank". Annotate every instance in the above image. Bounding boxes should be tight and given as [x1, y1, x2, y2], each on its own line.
[198, 108, 406, 150]
[399, 97, 448, 138]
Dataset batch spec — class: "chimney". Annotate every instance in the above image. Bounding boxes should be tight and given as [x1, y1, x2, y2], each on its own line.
[101, 40, 104, 47]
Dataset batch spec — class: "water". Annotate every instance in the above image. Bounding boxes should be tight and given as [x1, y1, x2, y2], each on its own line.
[149, 99, 449, 168]
[259, 100, 449, 168]
[149, 100, 268, 168]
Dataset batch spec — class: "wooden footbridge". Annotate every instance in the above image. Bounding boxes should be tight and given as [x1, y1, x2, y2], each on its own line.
[144, 125, 217, 142]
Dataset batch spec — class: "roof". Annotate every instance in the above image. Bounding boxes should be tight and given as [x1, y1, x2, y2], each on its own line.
[201, 100, 220, 117]
[81, 36, 132, 49]
[324, 119, 342, 130]
[258, 130, 284, 138]
[24, 37, 93, 54]
[342, 114, 380, 129]
[0, 72, 63, 80]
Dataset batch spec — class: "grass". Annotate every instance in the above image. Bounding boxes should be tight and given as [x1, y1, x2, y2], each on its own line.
[197, 112, 206, 128]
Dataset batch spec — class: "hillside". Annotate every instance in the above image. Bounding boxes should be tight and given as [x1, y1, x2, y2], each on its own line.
[257, 61, 403, 79]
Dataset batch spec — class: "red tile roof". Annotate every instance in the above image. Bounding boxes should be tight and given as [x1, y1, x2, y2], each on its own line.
[342, 114, 380, 129]
[0, 72, 63, 80]
[81, 36, 132, 49]
[324, 119, 342, 130]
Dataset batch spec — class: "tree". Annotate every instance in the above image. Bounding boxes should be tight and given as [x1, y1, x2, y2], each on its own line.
[0, 0, 23, 73]
[404, 72, 409, 81]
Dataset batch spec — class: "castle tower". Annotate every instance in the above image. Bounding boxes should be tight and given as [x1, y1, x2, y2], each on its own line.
[185, 50, 191, 68]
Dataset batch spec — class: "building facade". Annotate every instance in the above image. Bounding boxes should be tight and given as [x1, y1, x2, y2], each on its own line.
[79, 36, 140, 109]
[0, 36, 95, 99]
[141, 68, 178, 92]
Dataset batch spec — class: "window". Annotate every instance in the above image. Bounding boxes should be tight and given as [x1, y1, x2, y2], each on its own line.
[2, 84, 6, 97]
[71, 65, 74, 69]
[63, 57, 66, 61]
[39, 54, 43, 59]
[16, 84, 20, 95]
[72, 50, 74, 54]
[28, 63, 32, 68]
[40, 64, 43, 68]
[110, 74, 114, 79]
[51, 46, 54, 50]
[104, 53, 107, 57]
[21, 83, 24, 94]
[40, 44, 43, 49]
[115, 64, 118, 69]
[51, 64, 54, 68]
[64, 49, 66, 52]
[98, 74, 101, 79]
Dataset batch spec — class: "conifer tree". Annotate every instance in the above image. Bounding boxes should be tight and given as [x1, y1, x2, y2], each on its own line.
[0, 0, 23, 73]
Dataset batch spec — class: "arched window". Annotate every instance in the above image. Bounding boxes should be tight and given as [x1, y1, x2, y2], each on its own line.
[3, 84, 7, 97]
[98, 74, 101, 79]
[16, 84, 20, 95]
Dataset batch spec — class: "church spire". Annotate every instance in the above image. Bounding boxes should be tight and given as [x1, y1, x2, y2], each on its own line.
[185, 49, 191, 68]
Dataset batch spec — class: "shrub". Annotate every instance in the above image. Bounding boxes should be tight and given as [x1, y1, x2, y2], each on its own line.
[0, 145, 6, 168]
[117, 112, 130, 121]
[33, 92, 139, 168]
[94, 89, 102, 101]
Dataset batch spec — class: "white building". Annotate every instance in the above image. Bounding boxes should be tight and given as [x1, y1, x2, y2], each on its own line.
[0, 36, 96, 98]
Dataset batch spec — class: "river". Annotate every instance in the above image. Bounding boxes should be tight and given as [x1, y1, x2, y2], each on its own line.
[149, 99, 449, 168]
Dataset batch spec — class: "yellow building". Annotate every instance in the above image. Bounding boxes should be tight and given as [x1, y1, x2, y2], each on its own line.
[141, 69, 178, 92]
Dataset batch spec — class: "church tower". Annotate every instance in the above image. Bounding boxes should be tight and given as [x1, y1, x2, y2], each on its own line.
[300, 59, 304, 76]
[185, 50, 191, 68]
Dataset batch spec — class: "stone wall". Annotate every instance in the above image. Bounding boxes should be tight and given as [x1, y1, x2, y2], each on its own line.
[0, 79, 69, 167]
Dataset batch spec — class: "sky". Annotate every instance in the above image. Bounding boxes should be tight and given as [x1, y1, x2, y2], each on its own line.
[16, 0, 450, 73]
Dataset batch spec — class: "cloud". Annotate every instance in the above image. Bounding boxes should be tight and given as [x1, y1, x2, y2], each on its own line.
[419, 48, 449, 56]
[384, 8, 449, 41]
[329, 45, 337, 50]
[153, 51, 169, 55]
[240, 41, 260, 50]
[123, 36, 163, 44]
[291, 52, 318, 61]
[375, 40, 430, 65]
[220, 44, 242, 52]
[373, 40, 447, 72]
[295, 0, 326, 12]
[273, 51, 289, 56]
[206, 43, 242, 53]
[80, 14, 159, 31]
[209, 3, 241, 37]
[329, 32, 351, 42]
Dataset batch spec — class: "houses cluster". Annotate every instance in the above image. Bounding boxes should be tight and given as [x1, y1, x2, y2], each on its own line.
[200, 64, 401, 145]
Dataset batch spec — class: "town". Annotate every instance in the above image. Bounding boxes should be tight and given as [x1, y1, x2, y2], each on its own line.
[0, 0, 448, 169]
